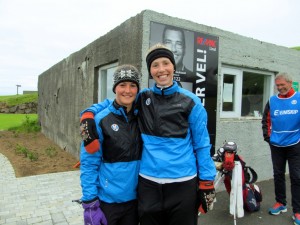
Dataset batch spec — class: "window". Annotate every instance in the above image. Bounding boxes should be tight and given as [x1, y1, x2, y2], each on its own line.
[221, 67, 274, 118]
[98, 63, 118, 101]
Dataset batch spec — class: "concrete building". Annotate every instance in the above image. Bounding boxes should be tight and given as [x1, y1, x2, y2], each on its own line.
[38, 10, 300, 181]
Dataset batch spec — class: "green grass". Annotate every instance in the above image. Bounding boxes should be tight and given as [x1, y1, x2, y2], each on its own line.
[45, 147, 58, 158]
[291, 46, 300, 51]
[0, 93, 38, 107]
[15, 144, 39, 161]
[0, 114, 39, 131]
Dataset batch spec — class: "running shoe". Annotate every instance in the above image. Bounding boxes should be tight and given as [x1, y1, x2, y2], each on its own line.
[268, 202, 287, 215]
[293, 213, 300, 225]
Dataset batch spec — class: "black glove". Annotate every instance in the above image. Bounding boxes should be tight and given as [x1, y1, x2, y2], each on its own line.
[264, 136, 270, 143]
[198, 180, 216, 214]
[80, 112, 100, 153]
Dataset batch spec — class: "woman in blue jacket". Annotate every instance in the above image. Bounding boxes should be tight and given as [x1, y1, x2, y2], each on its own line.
[81, 44, 216, 225]
[80, 64, 143, 225]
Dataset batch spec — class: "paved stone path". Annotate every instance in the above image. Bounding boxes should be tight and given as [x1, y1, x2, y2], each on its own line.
[1, 153, 295, 225]
[0, 153, 83, 225]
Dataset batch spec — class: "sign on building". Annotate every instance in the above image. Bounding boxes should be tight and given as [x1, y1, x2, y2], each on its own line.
[149, 22, 219, 153]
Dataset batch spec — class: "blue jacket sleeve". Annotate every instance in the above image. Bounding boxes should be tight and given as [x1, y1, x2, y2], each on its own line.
[80, 141, 102, 201]
[80, 99, 112, 116]
[189, 101, 216, 181]
[80, 112, 105, 201]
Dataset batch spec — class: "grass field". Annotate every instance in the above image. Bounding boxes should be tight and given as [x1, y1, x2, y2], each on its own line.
[292, 46, 300, 51]
[0, 114, 38, 130]
[0, 93, 38, 107]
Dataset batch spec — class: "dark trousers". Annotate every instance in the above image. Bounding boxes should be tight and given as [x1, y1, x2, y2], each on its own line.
[100, 200, 139, 225]
[137, 176, 198, 225]
[270, 142, 300, 213]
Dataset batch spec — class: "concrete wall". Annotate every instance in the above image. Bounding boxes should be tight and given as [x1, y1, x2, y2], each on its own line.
[38, 12, 144, 157]
[38, 10, 300, 181]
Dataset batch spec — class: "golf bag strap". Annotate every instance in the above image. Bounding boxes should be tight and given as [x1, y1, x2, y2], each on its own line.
[244, 166, 258, 184]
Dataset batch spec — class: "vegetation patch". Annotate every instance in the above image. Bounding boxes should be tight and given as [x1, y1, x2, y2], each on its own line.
[0, 93, 38, 107]
[0, 114, 38, 131]
[15, 144, 38, 161]
[291, 46, 300, 51]
[45, 147, 58, 158]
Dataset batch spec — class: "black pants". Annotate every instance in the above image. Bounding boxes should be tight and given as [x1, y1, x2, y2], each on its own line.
[100, 200, 139, 225]
[270, 142, 300, 213]
[138, 176, 198, 225]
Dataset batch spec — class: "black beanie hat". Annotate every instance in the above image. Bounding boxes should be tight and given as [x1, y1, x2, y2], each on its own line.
[112, 64, 140, 93]
[146, 45, 176, 74]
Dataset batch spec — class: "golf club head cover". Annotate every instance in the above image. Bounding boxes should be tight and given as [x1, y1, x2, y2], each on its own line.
[198, 180, 216, 213]
[80, 112, 100, 154]
[223, 151, 235, 171]
[82, 199, 107, 225]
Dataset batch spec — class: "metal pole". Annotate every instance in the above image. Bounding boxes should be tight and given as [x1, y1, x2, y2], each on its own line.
[16, 84, 21, 95]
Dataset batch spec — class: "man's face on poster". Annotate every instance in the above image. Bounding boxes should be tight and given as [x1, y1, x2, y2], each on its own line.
[163, 29, 185, 65]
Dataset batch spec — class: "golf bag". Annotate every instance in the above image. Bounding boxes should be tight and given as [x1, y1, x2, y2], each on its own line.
[213, 141, 262, 212]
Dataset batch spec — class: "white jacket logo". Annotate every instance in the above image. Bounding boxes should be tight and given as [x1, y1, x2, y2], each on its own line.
[146, 98, 151, 106]
[274, 109, 298, 116]
[111, 124, 119, 131]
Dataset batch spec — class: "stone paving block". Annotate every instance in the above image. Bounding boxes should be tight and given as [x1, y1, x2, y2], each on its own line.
[16, 221, 28, 225]
[51, 212, 66, 223]
[26, 216, 43, 224]
[35, 221, 53, 225]
[6, 216, 19, 223]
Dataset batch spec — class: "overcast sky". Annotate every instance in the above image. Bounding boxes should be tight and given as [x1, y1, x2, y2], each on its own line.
[0, 0, 299, 96]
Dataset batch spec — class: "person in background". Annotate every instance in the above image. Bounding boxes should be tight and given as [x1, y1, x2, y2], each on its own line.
[80, 43, 216, 225]
[80, 64, 143, 225]
[262, 72, 300, 225]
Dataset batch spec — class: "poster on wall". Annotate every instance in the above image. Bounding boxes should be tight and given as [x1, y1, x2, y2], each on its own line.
[149, 22, 219, 153]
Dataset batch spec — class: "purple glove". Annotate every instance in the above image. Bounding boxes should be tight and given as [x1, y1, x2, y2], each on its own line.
[82, 199, 107, 225]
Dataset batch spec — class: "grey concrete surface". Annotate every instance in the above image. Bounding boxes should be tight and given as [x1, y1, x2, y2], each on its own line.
[0, 153, 83, 225]
[0, 153, 295, 225]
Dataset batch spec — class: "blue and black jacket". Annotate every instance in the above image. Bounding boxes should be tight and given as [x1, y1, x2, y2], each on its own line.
[80, 100, 142, 203]
[83, 82, 216, 181]
[137, 81, 216, 180]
